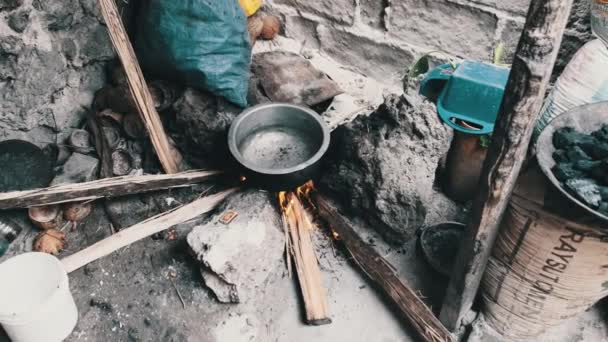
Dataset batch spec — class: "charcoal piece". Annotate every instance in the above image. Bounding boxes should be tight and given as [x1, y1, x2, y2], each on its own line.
[574, 160, 601, 172]
[592, 125, 608, 143]
[565, 178, 602, 208]
[600, 187, 608, 201]
[590, 143, 608, 160]
[552, 163, 586, 182]
[599, 202, 608, 215]
[552, 149, 569, 163]
[567, 146, 592, 161]
[553, 127, 596, 149]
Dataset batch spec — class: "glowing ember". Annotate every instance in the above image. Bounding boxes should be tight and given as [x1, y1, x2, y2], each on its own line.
[239, 175, 247, 182]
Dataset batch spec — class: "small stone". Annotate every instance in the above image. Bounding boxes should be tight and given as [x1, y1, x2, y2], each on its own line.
[590, 143, 608, 160]
[90, 299, 113, 313]
[566, 146, 591, 161]
[599, 187, 608, 201]
[552, 163, 585, 182]
[592, 124, 608, 143]
[565, 178, 602, 208]
[7, 9, 29, 33]
[51, 153, 100, 185]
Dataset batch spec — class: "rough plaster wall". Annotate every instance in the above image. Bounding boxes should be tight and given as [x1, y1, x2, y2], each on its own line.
[0, 0, 132, 146]
[268, 0, 592, 86]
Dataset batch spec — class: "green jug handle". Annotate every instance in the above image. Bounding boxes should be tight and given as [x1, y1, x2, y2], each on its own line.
[419, 63, 456, 101]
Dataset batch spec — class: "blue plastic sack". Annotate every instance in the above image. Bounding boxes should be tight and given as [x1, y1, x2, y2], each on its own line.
[135, 0, 251, 107]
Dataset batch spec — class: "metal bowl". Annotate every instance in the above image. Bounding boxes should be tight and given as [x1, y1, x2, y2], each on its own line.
[228, 103, 330, 191]
[537, 101, 608, 222]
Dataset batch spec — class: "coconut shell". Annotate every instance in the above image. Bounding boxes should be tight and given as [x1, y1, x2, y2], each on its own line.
[63, 202, 93, 222]
[248, 15, 264, 43]
[123, 114, 147, 140]
[33, 229, 66, 255]
[29, 205, 64, 230]
[97, 109, 124, 124]
[112, 149, 133, 176]
[261, 16, 280, 40]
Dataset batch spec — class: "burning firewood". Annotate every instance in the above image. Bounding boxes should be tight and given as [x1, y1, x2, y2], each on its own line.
[312, 192, 455, 342]
[278, 182, 331, 325]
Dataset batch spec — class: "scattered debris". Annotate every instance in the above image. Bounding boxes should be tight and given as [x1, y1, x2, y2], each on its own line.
[219, 211, 238, 225]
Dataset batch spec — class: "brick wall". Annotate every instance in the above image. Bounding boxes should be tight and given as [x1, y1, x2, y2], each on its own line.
[267, 0, 592, 85]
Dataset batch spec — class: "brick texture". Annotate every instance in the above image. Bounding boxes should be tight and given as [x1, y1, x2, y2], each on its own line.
[389, 0, 498, 59]
[273, 0, 356, 25]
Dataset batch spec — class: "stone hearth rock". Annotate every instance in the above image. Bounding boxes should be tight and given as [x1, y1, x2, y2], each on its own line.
[51, 152, 99, 185]
[321, 94, 462, 244]
[187, 190, 285, 303]
[172, 88, 241, 167]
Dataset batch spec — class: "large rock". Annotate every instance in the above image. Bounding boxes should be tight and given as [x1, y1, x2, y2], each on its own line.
[321, 95, 462, 244]
[172, 88, 241, 167]
[187, 190, 285, 303]
[0, 0, 135, 146]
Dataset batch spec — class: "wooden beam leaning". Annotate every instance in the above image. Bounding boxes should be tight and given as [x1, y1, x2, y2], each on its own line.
[439, 0, 574, 331]
[62, 188, 238, 273]
[312, 192, 454, 342]
[98, 0, 179, 174]
[0, 170, 221, 209]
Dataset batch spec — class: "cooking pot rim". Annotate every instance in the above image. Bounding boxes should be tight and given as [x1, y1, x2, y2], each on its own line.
[227, 103, 331, 176]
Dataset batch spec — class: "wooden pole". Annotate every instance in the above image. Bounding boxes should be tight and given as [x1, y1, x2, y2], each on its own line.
[312, 192, 454, 342]
[439, 0, 574, 331]
[281, 192, 332, 325]
[98, 0, 179, 174]
[61, 188, 237, 273]
[0, 170, 221, 209]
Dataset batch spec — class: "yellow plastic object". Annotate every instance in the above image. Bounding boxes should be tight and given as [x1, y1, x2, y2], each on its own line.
[239, 0, 262, 16]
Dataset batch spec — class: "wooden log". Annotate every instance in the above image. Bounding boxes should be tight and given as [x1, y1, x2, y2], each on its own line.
[312, 192, 454, 342]
[97, 0, 179, 174]
[0, 170, 222, 209]
[61, 188, 237, 273]
[438, 0, 574, 331]
[281, 192, 331, 325]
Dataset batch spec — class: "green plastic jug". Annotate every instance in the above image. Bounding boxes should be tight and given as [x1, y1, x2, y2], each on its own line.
[420, 60, 510, 135]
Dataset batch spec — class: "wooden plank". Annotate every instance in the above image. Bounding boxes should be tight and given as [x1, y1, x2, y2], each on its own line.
[438, 0, 574, 331]
[281, 191, 331, 325]
[312, 192, 454, 342]
[98, 0, 179, 174]
[62, 188, 237, 273]
[0, 170, 221, 209]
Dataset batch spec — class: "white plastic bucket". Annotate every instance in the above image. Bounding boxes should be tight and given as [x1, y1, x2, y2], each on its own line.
[0, 253, 78, 342]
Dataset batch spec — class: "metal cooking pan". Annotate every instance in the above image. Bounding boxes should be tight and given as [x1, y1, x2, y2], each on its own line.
[228, 103, 330, 192]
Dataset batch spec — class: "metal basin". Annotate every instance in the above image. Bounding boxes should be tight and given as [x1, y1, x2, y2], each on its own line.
[228, 103, 330, 191]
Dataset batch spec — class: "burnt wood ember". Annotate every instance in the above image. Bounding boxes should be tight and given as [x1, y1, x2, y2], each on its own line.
[312, 192, 454, 342]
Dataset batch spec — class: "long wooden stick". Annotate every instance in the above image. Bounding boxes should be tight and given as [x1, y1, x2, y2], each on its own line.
[312, 192, 453, 342]
[62, 188, 237, 273]
[98, 0, 179, 174]
[439, 0, 574, 331]
[282, 192, 331, 325]
[0, 170, 222, 209]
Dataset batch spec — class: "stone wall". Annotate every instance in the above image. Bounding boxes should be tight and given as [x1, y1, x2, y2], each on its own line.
[0, 0, 133, 145]
[268, 0, 592, 86]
